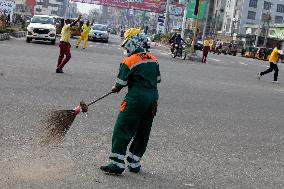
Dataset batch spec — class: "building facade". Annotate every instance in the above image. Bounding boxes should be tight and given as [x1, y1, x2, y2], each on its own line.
[211, 0, 226, 35]
[218, 0, 284, 37]
[34, 0, 67, 16]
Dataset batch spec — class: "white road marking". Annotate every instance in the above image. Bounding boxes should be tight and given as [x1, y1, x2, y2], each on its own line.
[240, 62, 248, 65]
[89, 45, 93, 47]
[209, 58, 221, 62]
[160, 52, 169, 56]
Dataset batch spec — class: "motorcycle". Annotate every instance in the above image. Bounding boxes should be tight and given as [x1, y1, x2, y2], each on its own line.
[172, 43, 187, 60]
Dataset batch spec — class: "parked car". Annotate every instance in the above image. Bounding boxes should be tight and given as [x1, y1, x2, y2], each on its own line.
[221, 42, 237, 55]
[26, 15, 56, 45]
[88, 24, 109, 43]
[255, 47, 266, 60]
[244, 47, 257, 58]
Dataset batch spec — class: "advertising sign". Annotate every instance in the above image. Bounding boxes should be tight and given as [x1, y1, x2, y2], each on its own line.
[0, 0, 15, 15]
[186, 0, 206, 19]
[71, 0, 183, 14]
[156, 14, 165, 33]
[0, 0, 15, 21]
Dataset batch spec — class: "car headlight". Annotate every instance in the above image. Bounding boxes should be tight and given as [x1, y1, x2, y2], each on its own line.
[28, 26, 34, 31]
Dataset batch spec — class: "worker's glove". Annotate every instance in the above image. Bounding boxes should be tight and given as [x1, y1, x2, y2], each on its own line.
[112, 86, 121, 93]
[80, 101, 88, 113]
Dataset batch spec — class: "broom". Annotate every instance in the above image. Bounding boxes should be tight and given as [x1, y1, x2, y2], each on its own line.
[41, 91, 113, 143]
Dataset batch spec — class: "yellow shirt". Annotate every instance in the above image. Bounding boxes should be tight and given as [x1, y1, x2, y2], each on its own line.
[203, 39, 210, 47]
[81, 24, 91, 36]
[60, 24, 71, 42]
[269, 47, 279, 62]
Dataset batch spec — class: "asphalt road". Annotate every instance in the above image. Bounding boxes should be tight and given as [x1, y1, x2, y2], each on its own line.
[0, 35, 283, 189]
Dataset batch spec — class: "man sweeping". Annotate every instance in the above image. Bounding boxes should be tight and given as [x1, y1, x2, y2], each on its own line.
[56, 15, 82, 73]
[100, 28, 161, 175]
[76, 20, 93, 49]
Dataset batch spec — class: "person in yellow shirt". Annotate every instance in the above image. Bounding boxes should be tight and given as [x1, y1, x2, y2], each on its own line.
[76, 20, 93, 49]
[258, 44, 281, 83]
[202, 36, 211, 63]
[56, 15, 82, 73]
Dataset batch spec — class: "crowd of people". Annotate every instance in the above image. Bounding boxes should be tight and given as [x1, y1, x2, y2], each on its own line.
[166, 32, 281, 83]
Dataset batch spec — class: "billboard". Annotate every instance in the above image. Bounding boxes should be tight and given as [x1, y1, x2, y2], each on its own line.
[71, 0, 183, 14]
[0, 0, 15, 21]
[186, 0, 206, 19]
[156, 14, 165, 33]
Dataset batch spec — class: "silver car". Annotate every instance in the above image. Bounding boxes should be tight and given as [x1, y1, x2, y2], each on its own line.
[89, 24, 109, 43]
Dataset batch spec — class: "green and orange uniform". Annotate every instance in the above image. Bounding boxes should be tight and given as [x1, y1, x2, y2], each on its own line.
[108, 47, 161, 173]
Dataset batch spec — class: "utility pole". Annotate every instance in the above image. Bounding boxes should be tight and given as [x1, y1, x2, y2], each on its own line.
[191, 0, 202, 53]
[202, 0, 210, 41]
[255, 2, 264, 47]
[264, 3, 273, 47]
[181, 0, 189, 39]
[164, 0, 171, 33]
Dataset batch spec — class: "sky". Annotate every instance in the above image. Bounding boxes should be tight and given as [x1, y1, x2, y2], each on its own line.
[76, 2, 100, 14]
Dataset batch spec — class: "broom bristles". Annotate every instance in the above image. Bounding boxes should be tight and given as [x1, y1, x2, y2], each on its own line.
[41, 109, 77, 144]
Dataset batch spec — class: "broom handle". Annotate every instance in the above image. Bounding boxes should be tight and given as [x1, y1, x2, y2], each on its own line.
[87, 92, 113, 107]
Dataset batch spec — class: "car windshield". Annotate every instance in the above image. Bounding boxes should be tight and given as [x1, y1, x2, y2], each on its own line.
[92, 25, 107, 31]
[31, 17, 54, 24]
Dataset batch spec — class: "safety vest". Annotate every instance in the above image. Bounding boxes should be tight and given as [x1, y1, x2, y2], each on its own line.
[115, 51, 161, 90]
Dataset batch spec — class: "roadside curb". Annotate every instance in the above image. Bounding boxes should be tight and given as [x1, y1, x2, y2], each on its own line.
[10, 31, 26, 38]
[0, 33, 10, 41]
[0, 31, 26, 41]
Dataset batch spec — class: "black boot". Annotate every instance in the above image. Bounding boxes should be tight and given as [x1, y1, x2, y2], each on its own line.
[100, 163, 124, 175]
[56, 68, 64, 73]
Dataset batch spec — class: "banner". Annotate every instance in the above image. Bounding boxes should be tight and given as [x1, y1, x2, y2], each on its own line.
[71, 0, 183, 14]
[0, 0, 15, 15]
[156, 14, 165, 33]
[0, 0, 15, 21]
[186, 0, 206, 19]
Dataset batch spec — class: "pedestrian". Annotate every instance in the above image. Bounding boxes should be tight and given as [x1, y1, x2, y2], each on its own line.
[76, 20, 93, 49]
[56, 15, 82, 73]
[100, 28, 161, 175]
[202, 36, 210, 63]
[215, 39, 222, 55]
[258, 44, 281, 83]
[241, 47, 245, 57]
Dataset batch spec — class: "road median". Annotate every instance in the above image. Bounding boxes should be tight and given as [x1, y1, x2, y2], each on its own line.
[0, 31, 26, 41]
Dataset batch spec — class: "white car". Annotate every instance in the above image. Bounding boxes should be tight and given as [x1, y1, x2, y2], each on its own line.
[88, 24, 109, 43]
[26, 15, 57, 45]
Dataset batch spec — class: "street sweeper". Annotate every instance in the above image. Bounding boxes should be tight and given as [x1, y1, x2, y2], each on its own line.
[100, 28, 161, 174]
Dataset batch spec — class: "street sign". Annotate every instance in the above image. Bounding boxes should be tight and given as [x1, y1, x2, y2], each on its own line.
[157, 14, 165, 33]
[186, 0, 206, 19]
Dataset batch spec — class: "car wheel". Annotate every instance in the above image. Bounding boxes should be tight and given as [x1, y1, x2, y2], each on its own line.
[26, 38, 31, 43]
[104, 39, 108, 43]
[51, 39, 56, 45]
